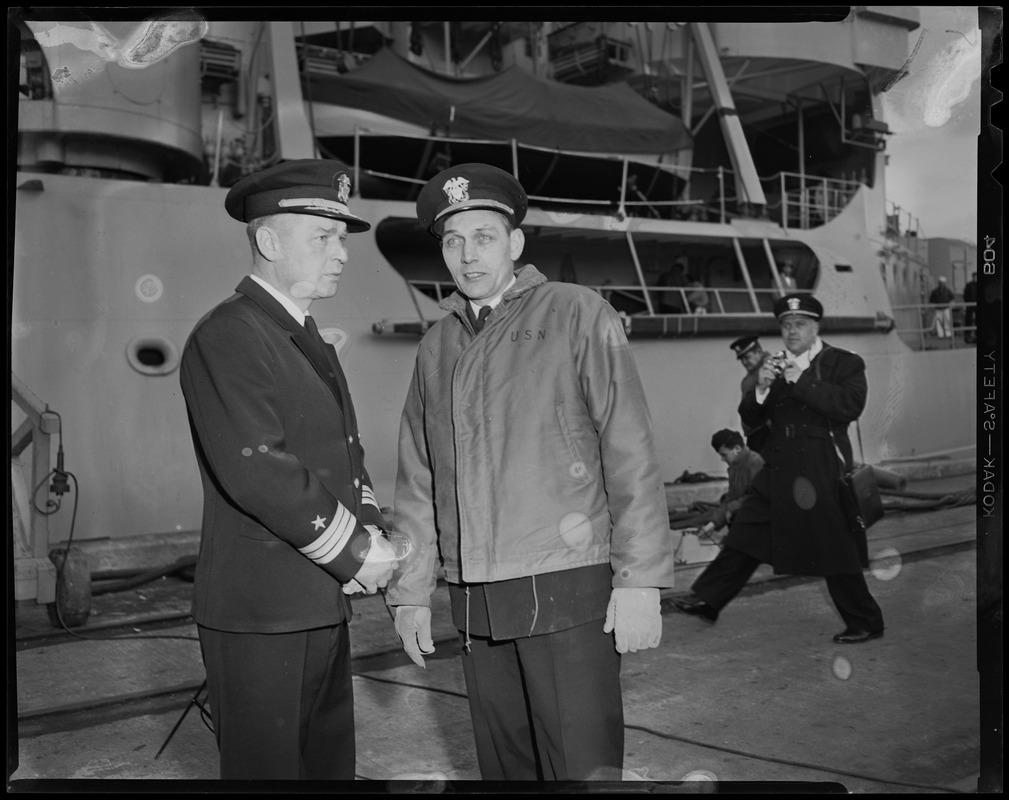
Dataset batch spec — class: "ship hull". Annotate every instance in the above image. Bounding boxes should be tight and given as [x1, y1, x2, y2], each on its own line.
[12, 171, 975, 546]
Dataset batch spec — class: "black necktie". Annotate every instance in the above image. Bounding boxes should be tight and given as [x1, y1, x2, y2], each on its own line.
[304, 315, 328, 350]
[305, 315, 345, 409]
[470, 305, 491, 333]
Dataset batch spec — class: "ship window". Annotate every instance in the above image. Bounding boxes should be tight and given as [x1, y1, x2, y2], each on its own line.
[835, 263, 853, 273]
[137, 347, 166, 367]
[126, 335, 180, 376]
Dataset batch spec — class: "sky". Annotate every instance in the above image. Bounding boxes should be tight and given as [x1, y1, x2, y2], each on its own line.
[879, 6, 985, 244]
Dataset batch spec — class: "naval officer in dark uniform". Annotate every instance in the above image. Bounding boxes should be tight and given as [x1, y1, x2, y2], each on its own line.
[674, 295, 884, 644]
[180, 159, 398, 780]
[730, 335, 771, 453]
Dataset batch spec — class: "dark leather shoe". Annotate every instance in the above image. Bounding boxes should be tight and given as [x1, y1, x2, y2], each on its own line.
[833, 628, 884, 644]
[671, 594, 718, 623]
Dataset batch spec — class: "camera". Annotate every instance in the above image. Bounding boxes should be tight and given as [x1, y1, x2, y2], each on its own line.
[765, 351, 789, 377]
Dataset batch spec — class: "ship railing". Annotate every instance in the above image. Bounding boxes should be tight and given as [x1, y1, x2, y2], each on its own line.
[885, 200, 925, 238]
[342, 130, 863, 230]
[760, 171, 862, 231]
[405, 280, 795, 318]
[643, 285, 789, 315]
[890, 300, 977, 350]
[884, 200, 930, 260]
[344, 128, 740, 223]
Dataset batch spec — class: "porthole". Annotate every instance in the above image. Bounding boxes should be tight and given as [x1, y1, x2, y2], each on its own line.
[126, 335, 180, 376]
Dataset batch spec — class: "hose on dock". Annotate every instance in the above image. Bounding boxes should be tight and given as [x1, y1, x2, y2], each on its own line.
[90, 556, 197, 596]
[879, 486, 976, 512]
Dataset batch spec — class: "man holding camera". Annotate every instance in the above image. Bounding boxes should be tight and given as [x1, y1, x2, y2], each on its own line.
[672, 294, 884, 644]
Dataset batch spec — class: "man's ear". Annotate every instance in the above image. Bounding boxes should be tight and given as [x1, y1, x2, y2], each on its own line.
[510, 227, 525, 261]
[255, 225, 281, 262]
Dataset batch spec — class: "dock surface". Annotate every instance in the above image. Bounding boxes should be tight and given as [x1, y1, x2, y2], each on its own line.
[9, 469, 993, 793]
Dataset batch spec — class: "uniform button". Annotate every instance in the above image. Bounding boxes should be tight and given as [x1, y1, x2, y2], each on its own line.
[348, 435, 354, 444]
[354, 478, 360, 488]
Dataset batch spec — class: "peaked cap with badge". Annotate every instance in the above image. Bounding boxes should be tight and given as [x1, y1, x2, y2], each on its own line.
[773, 293, 823, 321]
[730, 335, 762, 360]
[416, 163, 528, 236]
[225, 158, 370, 232]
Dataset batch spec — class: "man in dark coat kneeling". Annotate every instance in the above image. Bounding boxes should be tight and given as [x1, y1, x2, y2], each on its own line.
[672, 293, 884, 644]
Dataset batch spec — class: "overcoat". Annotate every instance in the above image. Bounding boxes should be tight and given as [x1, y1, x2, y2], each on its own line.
[180, 277, 385, 633]
[727, 343, 868, 576]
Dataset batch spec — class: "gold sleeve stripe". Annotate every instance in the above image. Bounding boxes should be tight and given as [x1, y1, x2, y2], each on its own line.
[299, 503, 357, 564]
[361, 484, 379, 508]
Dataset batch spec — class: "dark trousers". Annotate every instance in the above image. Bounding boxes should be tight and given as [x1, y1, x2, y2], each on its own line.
[460, 619, 624, 781]
[691, 546, 884, 632]
[198, 623, 355, 780]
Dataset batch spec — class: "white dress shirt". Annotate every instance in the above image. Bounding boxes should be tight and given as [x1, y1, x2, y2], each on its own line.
[250, 273, 308, 327]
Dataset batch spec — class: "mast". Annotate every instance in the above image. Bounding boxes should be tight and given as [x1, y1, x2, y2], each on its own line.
[267, 21, 316, 159]
[688, 23, 766, 210]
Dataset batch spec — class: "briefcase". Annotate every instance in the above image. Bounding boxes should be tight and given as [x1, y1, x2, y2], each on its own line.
[839, 463, 884, 533]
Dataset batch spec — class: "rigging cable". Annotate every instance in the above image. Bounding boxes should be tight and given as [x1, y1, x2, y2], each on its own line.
[299, 21, 319, 158]
[29, 409, 201, 647]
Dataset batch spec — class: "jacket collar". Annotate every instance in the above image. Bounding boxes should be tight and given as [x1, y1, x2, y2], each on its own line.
[248, 274, 307, 325]
[810, 340, 834, 363]
[235, 276, 348, 409]
[438, 264, 548, 316]
[235, 275, 304, 334]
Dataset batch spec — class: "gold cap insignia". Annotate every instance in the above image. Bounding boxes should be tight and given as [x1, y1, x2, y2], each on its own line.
[443, 176, 470, 206]
[335, 173, 351, 205]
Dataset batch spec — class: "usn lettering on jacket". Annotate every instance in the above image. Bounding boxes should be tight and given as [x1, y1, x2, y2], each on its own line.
[510, 328, 547, 342]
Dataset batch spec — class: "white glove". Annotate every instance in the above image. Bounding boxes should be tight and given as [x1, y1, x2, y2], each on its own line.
[394, 605, 435, 668]
[603, 587, 662, 653]
[347, 525, 398, 594]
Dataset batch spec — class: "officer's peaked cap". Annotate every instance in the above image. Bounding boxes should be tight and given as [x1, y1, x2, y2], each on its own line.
[225, 159, 370, 232]
[773, 293, 823, 321]
[730, 336, 761, 359]
[416, 163, 528, 236]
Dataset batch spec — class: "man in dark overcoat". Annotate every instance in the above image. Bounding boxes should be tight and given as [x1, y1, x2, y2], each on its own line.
[180, 159, 398, 779]
[673, 294, 884, 644]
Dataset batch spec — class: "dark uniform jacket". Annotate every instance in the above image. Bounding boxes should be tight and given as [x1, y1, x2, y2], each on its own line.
[180, 277, 385, 633]
[740, 359, 771, 453]
[727, 343, 868, 576]
[929, 283, 955, 305]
